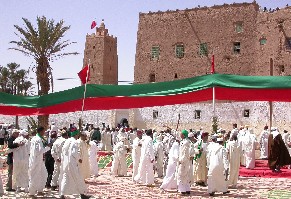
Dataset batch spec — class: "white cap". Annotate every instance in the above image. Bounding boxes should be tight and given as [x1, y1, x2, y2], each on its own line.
[20, 129, 28, 136]
[12, 129, 20, 134]
[188, 132, 194, 138]
[271, 127, 277, 131]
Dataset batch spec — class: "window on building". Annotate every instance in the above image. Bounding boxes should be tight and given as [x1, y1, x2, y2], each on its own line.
[260, 38, 267, 45]
[286, 38, 291, 50]
[93, 46, 95, 49]
[149, 73, 156, 82]
[194, 110, 201, 119]
[153, 110, 158, 119]
[233, 42, 241, 54]
[243, 109, 250, 117]
[151, 46, 160, 60]
[235, 22, 243, 33]
[199, 43, 208, 56]
[175, 44, 184, 58]
[174, 73, 178, 79]
[279, 65, 285, 75]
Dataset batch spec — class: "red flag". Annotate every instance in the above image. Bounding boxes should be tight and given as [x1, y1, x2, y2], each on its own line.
[78, 65, 90, 84]
[211, 55, 215, 74]
[91, 20, 97, 29]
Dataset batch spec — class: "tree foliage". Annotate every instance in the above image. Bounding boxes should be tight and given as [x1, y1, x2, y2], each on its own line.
[9, 16, 78, 95]
[0, 62, 33, 96]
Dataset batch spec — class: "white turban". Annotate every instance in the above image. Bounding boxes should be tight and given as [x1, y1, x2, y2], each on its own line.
[20, 129, 28, 136]
[188, 132, 194, 138]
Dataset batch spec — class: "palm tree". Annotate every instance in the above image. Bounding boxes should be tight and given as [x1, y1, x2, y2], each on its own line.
[0, 63, 34, 128]
[10, 16, 78, 128]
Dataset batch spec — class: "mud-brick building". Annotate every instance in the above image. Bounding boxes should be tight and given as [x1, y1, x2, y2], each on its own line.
[134, 2, 291, 83]
[131, 2, 291, 133]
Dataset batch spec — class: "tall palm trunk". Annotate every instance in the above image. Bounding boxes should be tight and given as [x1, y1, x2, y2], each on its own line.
[37, 56, 50, 129]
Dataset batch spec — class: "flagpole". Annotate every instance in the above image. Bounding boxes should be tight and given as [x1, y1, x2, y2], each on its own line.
[211, 54, 217, 133]
[212, 54, 215, 116]
[81, 60, 90, 120]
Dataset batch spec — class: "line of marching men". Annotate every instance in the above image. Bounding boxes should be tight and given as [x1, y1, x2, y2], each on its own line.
[111, 127, 245, 197]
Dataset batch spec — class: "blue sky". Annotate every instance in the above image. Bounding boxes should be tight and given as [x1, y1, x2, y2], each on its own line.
[0, 0, 289, 93]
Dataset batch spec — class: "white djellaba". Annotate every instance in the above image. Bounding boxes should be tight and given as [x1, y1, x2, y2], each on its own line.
[176, 130, 191, 194]
[160, 140, 180, 190]
[131, 133, 143, 180]
[226, 137, 242, 188]
[207, 138, 229, 196]
[28, 133, 50, 195]
[59, 131, 89, 199]
[153, 134, 164, 177]
[259, 127, 269, 159]
[111, 136, 128, 176]
[134, 130, 155, 186]
[243, 129, 257, 169]
[12, 130, 30, 192]
[89, 140, 103, 176]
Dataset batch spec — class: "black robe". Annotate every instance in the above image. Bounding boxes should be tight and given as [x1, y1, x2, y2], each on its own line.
[268, 133, 291, 170]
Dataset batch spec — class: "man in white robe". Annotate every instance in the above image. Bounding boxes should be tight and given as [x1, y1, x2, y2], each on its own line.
[129, 128, 137, 145]
[134, 129, 155, 186]
[193, 132, 209, 186]
[102, 128, 112, 151]
[259, 126, 269, 159]
[51, 130, 68, 190]
[177, 130, 191, 195]
[111, 136, 128, 176]
[243, 129, 256, 169]
[230, 123, 239, 139]
[28, 127, 51, 196]
[207, 138, 230, 196]
[153, 134, 164, 177]
[77, 132, 91, 180]
[89, 140, 103, 176]
[13, 129, 30, 192]
[131, 130, 143, 180]
[238, 126, 247, 166]
[226, 134, 241, 188]
[111, 128, 118, 146]
[59, 130, 90, 199]
[188, 132, 197, 185]
[160, 139, 179, 190]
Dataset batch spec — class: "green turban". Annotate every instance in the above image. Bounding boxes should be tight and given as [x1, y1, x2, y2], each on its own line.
[70, 130, 79, 137]
[182, 129, 188, 139]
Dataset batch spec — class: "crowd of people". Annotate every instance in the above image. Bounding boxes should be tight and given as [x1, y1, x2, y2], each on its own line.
[0, 122, 290, 198]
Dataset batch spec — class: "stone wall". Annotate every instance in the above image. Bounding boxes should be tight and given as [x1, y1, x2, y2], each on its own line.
[1, 102, 290, 136]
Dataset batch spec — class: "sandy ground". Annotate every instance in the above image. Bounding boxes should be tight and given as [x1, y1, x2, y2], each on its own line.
[1, 167, 291, 199]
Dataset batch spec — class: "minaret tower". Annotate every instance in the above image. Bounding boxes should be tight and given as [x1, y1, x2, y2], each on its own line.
[83, 20, 118, 85]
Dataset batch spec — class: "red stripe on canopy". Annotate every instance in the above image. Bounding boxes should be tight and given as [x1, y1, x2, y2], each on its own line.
[0, 87, 290, 116]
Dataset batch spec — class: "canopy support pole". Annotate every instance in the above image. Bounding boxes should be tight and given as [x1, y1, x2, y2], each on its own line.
[81, 59, 91, 126]
[269, 58, 273, 130]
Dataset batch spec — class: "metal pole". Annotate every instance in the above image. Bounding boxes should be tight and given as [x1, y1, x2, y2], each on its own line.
[81, 59, 91, 119]
[213, 87, 216, 117]
[269, 58, 273, 130]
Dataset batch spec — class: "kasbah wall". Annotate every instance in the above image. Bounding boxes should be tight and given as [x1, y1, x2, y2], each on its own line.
[131, 2, 291, 135]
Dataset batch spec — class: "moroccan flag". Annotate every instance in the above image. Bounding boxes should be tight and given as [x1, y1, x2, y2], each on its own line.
[91, 20, 97, 29]
[211, 55, 215, 74]
[78, 65, 90, 84]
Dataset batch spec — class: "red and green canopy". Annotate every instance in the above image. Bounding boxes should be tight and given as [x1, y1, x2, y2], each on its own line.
[0, 74, 290, 116]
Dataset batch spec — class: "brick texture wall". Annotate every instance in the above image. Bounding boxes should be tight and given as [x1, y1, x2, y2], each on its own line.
[134, 2, 291, 83]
